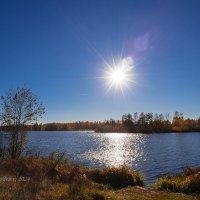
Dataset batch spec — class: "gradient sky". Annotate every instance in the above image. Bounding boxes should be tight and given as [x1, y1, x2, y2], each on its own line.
[0, 0, 200, 123]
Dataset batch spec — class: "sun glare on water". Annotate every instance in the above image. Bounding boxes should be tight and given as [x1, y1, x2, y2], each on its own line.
[103, 56, 135, 95]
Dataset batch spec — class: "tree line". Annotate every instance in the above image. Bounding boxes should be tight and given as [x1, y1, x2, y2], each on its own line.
[121, 112, 200, 133]
[2, 111, 199, 133]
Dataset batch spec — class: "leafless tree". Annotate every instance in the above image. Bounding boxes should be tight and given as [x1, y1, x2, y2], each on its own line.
[0, 87, 45, 158]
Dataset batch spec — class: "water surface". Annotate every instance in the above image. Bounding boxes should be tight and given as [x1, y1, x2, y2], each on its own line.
[26, 131, 200, 185]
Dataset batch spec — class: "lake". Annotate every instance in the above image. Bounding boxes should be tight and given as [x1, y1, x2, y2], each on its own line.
[25, 131, 200, 185]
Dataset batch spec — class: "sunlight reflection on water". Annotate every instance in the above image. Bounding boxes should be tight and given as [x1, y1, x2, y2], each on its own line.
[83, 133, 145, 167]
[26, 131, 200, 185]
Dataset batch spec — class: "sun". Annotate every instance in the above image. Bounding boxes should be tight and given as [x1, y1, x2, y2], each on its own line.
[102, 57, 134, 95]
[110, 68, 126, 84]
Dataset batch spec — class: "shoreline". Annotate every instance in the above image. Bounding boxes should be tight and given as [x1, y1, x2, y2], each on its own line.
[0, 156, 199, 200]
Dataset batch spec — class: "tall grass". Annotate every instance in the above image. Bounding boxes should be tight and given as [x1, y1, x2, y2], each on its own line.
[154, 167, 200, 194]
[0, 155, 199, 199]
[0, 155, 129, 200]
[86, 166, 144, 189]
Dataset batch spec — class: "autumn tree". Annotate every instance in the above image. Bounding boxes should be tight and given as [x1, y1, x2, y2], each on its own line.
[172, 111, 185, 132]
[0, 87, 45, 158]
[122, 114, 134, 132]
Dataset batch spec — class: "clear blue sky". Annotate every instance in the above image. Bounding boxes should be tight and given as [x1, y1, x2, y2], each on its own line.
[0, 0, 200, 122]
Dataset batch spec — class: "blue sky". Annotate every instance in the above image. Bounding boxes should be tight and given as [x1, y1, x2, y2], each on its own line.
[0, 0, 200, 122]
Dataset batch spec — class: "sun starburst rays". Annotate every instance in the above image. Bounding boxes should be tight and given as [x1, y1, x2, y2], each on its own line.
[101, 56, 135, 96]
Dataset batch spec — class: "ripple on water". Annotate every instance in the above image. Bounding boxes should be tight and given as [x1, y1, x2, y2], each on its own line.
[25, 131, 200, 184]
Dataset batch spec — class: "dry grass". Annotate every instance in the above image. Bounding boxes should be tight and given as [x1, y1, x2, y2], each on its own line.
[154, 167, 200, 194]
[0, 156, 199, 200]
[86, 166, 144, 189]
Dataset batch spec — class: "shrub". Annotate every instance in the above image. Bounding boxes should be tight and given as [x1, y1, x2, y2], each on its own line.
[154, 167, 200, 194]
[86, 166, 144, 189]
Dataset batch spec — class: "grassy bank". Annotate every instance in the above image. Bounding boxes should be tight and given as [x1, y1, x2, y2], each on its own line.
[0, 155, 199, 200]
[154, 167, 200, 194]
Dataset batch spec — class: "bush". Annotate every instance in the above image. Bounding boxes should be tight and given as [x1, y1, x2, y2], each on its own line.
[154, 167, 200, 194]
[86, 166, 144, 189]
